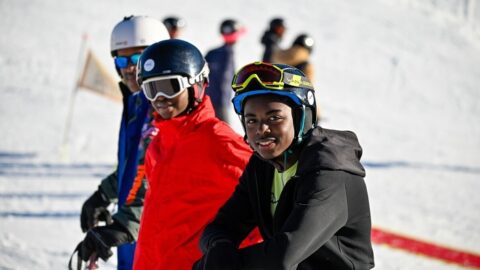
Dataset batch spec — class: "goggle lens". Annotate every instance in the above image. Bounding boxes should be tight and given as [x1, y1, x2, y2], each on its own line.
[114, 53, 142, 69]
[143, 77, 187, 101]
[232, 62, 314, 93]
[233, 63, 283, 90]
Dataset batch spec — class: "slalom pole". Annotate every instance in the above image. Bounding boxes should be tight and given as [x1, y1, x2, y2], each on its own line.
[60, 32, 89, 162]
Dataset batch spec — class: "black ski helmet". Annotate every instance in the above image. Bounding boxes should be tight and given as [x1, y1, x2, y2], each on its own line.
[293, 33, 314, 53]
[269, 17, 285, 30]
[137, 39, 207, 83]
[137, 39, 209, 110]
[162, 16, 186, 31]
[220, 19, 241, 35]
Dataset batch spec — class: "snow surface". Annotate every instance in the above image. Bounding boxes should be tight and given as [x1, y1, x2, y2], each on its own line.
[0, 0, 479, 269]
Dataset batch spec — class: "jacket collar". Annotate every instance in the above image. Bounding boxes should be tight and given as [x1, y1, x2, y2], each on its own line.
[153, 95, 216, 133]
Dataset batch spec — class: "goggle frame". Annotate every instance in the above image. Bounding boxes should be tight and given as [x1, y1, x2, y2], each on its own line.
[142, 75, 191, 101]
[231, 62, 313, 93]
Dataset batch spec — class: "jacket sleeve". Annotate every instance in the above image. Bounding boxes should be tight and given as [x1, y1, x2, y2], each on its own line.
[99, 167, 143, 239]
[239, 170, 349, 270]
[112, 171, 146, 240]
[99, 170, 119, 203]
[112, 114, 159, 240]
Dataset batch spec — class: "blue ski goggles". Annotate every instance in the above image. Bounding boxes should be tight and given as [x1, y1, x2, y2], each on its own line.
[114, 53, 142, 69]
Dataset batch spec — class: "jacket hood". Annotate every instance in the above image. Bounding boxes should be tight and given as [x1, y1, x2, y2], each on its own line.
[297, 127, 366, 177]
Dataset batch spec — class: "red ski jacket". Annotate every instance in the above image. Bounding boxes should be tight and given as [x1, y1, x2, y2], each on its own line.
[133, 97, 255, 270]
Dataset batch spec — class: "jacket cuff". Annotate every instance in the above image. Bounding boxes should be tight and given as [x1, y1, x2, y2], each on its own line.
[112, 214, 139, 240]
[99, 172, 118, 203]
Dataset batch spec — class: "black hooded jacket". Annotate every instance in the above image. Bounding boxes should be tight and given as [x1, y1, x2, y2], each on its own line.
[200, 127, 375, 270]
[261, 30, 282, 63]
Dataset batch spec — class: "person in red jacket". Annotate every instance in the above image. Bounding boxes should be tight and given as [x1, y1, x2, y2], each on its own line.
[133, 39, 260, 269]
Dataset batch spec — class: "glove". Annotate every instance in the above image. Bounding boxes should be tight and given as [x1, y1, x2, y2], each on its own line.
[80, 189, 112, 232]
[193, 240, 240, 270]
[78, 222, 133, 262]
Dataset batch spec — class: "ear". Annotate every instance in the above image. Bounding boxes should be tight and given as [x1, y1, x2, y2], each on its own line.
[240, 116, 252, 146]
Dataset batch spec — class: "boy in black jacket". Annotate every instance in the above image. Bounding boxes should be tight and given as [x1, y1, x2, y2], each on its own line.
[195, 62, 374, 270]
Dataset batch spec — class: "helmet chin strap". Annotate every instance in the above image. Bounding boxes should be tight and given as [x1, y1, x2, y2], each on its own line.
[186, 81, 206, 114]
[283, 105, 306, 155]
[278, 106, 306, 171]
[195, 81, 206, 103]
[282, 151, 289, 173]
[296, 105, 306, 144]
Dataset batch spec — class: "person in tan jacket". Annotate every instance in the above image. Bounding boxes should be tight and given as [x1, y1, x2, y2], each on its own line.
[272, 33, 321, 122]
[272, 33, 314, 82]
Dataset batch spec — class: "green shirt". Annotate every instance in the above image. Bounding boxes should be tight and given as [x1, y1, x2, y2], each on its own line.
[271, 162, 298, 215]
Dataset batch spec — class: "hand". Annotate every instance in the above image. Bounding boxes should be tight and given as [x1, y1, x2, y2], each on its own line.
[78, 222, 133, 262]
[193, 240, 240, 270]
[80, 190, 112, 232]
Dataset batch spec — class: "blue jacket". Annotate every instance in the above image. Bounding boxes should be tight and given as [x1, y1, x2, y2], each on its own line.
[99, 82, 151, 270]
[117, 83, 151, 270]
[116, 84, 150, 206]
[205, 44, 235, 121]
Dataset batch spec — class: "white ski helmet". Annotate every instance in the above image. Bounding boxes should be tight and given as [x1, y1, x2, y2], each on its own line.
[110, 15, 170, 56]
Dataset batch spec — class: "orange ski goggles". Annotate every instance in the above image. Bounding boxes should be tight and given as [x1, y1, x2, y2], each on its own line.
[231, 61, 313, 92]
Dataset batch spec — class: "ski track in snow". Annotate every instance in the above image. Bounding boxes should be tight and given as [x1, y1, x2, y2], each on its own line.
[0, 154, 478, 269]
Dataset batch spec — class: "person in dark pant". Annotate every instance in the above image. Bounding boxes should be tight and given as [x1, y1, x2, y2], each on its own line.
[272, 33, 315, 82]
[205, 19, 246, 123]
[163, 16, 186, 38]
[260, 17, 286, 63]
[194, 62, 375, 270]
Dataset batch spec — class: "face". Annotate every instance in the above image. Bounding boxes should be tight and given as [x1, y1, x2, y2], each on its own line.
[116, 47, 144, 93]
[151, 88, 189, 119]
[275, 26, 286, 37]
[169, 29, 180, 38]
[243, 95, 295, 161]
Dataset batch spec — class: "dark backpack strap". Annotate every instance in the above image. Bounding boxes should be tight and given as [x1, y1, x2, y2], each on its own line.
[68, 242, 83, 270]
